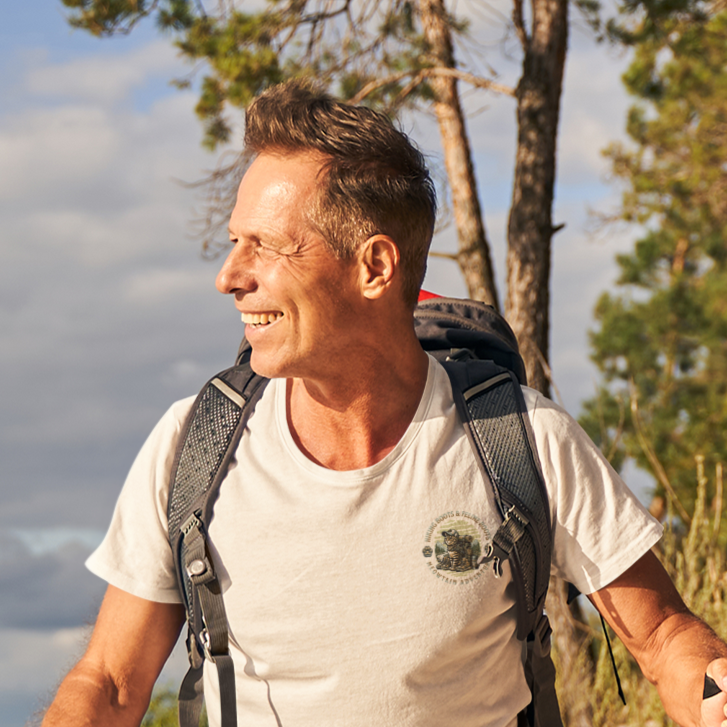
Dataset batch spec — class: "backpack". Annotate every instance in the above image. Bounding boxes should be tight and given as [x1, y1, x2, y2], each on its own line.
[166, 296, 562, 727]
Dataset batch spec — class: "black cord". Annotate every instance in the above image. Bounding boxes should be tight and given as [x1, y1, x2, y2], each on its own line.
[600, 613, 627, 705]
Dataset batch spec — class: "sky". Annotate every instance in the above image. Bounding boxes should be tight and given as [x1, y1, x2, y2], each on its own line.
[0, 2, 647, 724]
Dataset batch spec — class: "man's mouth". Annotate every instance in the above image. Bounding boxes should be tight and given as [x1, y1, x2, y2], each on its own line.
[241, 311, 284, 329]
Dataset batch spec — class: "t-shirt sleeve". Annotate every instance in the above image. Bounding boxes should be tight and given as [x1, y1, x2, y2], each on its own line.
[85, 396, 196, 604]
[524, 388, 664, 595]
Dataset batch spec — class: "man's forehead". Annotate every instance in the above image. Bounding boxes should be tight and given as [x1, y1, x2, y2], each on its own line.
[235, 151, 324, 206]
[228, 151, 327, 246]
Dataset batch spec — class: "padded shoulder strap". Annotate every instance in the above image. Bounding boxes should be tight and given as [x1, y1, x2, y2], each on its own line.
[167, 362, 269, 727]
[444, 361, 562, 726]
[168, 365, 268, 579]
[442, 360, 552, 639]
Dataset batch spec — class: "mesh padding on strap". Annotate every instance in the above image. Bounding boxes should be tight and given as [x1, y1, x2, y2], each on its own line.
[169, 384, 243, 535]
[466, 380, 550, 614]
[168, 384, 243, 609]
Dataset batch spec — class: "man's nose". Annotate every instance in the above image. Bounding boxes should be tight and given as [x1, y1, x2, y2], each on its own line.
[215, 243, 257, 295]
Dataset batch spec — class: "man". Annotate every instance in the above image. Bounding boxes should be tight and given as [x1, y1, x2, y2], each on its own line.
[43, 80, 727, 727]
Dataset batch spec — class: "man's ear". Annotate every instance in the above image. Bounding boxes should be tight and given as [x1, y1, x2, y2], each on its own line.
[359, 235, 400, 300]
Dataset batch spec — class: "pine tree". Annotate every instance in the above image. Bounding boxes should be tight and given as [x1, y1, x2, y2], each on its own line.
[581, 6, 727, 518]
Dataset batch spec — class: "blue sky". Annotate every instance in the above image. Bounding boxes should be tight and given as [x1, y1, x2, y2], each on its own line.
[0, 2, 647, 724]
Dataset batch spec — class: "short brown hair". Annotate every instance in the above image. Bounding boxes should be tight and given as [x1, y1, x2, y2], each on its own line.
[244, 79, 437, 307]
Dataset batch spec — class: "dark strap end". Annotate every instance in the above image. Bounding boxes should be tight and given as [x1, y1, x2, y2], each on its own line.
[704, 674, 721, 700]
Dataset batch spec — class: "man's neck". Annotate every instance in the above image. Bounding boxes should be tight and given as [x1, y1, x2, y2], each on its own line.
[286, 339, 430, 471]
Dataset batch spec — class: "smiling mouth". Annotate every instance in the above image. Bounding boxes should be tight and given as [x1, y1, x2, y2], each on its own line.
[241, 311, 284, 329]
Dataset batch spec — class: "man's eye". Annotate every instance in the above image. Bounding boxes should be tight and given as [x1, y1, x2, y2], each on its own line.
[258, 242, 280, 256]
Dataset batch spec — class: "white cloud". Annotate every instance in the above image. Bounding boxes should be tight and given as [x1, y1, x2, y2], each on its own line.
[10, 528, 105, 555]
[0, 93, 216, 269]
[558, 38, 633, 183]
[25, 40, 183, 103]
[0, 625, 89, 726]
[0, 105, 119, 198]
[161, 358, 210, 387]
[0, 625, 88, 692]
[0, 623, 189, 727]
[122, 267, 213, 305]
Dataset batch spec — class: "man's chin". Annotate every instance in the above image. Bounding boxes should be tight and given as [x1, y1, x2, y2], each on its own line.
[248, 350, 286, 380]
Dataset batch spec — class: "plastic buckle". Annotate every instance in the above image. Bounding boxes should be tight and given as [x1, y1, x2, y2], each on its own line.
[200, 629, 216, 663]
[186, 628, 204, 669]
[480, 506, 529, 578]
[481, 542, 508, 577]
[445, 348, 474, 362]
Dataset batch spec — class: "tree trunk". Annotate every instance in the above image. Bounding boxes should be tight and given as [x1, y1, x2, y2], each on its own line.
[506, 0, 569, 394]
[419, 0, 500, 309]
[506, 6, 595, 726]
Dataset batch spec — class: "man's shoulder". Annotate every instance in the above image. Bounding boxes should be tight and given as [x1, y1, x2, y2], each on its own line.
[520, 386, 565, 416]
[143, 395, 199, 452]
[519, 386, 600, 464]
[169, 394, 198, 417]
[520, 386, 578, 434]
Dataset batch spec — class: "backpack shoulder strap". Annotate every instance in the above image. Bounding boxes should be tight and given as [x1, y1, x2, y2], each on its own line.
[167, 356, 269, 727]
[443, 359, 562, 727]
[442, 359, 551, 634]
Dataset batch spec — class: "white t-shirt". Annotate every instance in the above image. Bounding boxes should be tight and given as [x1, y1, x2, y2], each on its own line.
[87, 356, 662, 727]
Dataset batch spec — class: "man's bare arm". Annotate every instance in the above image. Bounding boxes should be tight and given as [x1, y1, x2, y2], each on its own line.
[42, 585, 185, 727]
[589, 549, 727, 727]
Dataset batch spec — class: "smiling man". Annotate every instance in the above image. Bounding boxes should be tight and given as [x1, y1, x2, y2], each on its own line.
[42, 80, 727, 727]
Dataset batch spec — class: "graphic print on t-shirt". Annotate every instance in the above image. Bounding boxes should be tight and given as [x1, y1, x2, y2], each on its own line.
[422, 512, 491, 583]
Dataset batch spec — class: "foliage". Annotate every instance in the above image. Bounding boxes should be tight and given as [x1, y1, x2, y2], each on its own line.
[580, 6, 727, 513]
[59, 0, 514, 314]
[605, 0, 711, 47]
[142, 685, 209, 727]
[60, 0, 470, 150]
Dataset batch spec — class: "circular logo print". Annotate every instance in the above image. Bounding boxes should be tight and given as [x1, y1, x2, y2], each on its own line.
[422, 511, 490, 583]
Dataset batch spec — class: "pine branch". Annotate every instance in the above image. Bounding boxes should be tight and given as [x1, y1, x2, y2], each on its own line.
[628, 379, 692, 524]
[350, 67, 515, 103]
[428, 250, 459, 261]
[512, 0, 529, 49]
[299, 0, 351, 24]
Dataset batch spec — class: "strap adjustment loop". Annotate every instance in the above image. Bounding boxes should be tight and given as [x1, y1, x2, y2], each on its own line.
[200, 628, 218, 663]
[480, 505, 529, 578]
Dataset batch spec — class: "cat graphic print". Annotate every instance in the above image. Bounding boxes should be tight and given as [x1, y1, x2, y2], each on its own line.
[422, 512, 492, 584]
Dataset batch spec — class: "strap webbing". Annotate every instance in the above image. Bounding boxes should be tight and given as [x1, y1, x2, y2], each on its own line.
[178, 658, 237, 727]
[179, 665, 205, 727]
[444, 362, 552, 637]
[168, 366, 269, 727]
[443, 360, 562, 727]
[524, 613, 561, 727]
[178, 515, 238, 727]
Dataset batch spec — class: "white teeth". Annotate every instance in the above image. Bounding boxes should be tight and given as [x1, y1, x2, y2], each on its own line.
[241, 312, 283, 327]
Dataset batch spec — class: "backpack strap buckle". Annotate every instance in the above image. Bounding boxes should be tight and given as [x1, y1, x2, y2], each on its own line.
[480, 505, 529, 578]
[200, 628, 216, 663]
[481, 541, 508, 577]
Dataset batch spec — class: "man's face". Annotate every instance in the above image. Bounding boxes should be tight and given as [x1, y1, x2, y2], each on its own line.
[216, 151, 361, 381]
